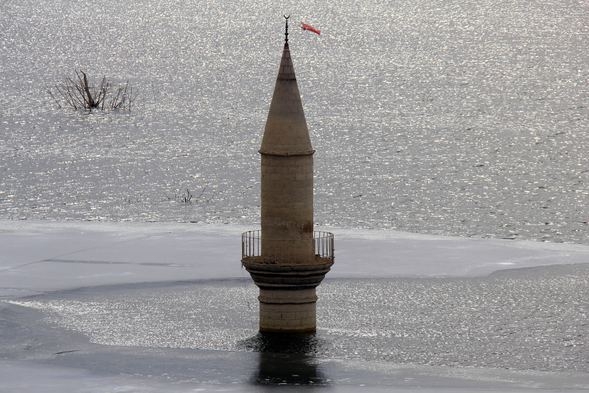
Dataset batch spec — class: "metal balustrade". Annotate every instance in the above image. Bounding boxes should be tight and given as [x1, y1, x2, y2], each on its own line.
[241, 230, 262, 259]
[313, 231, 335, 260]
[241, 230, 334, 263]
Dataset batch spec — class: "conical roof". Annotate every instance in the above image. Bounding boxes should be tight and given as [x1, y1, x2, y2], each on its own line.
[259, 42, 314, 156]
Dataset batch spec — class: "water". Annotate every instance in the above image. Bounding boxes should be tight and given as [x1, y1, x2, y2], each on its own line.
[0, 0, 587, 243]
[16, 264, 589, 373]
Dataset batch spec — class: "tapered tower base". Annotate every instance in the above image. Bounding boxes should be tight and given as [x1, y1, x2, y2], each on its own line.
[240, 245, 334, 333]
[259, 288, 317, 333]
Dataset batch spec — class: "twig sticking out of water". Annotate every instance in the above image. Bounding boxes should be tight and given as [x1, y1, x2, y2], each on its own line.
[47, 70, 134, 112]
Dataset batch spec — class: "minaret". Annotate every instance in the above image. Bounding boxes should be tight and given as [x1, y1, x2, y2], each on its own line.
[241, 17, 334, 334]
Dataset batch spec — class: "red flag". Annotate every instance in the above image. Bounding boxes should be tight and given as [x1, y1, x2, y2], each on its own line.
[301, 22, 321, 35]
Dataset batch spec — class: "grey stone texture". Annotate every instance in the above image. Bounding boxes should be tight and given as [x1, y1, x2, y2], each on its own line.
[259, 288, 317, 333]
[261, 154, 314, 263]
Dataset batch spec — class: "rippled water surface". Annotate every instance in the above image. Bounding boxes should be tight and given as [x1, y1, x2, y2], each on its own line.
[1, 0, 587, 243]
[17, 264, 589, 372]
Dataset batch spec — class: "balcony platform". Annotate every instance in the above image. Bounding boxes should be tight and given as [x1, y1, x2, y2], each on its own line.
[241, 230, 334, 290]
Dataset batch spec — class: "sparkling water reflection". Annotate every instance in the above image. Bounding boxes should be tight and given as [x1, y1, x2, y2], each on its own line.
[1, 0, 588, 243]
[17, 264, 589, 373]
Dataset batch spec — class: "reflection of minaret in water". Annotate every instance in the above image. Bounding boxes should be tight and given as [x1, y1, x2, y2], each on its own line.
[241, 16, 334, 333]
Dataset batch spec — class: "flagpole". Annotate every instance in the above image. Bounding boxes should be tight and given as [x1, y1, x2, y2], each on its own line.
[284, 15, 290, 44]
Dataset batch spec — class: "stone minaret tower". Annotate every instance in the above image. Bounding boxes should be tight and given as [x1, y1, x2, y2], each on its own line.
[241, 17, 334, 334]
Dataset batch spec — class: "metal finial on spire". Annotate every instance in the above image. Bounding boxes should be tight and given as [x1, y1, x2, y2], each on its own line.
[284, 15, 290, 43]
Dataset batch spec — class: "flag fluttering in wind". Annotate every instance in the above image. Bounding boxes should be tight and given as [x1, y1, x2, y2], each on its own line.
[301, 22, 321, 35]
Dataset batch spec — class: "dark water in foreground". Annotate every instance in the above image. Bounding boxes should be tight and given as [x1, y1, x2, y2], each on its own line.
[16, 264, 589, 375]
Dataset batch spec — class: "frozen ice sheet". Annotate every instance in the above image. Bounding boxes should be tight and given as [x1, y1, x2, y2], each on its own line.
[2, 221, 589, 296]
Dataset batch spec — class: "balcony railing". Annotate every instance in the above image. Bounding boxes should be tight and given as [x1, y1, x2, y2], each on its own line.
[242, 229, 262, 259]
[313, 231, 335, 260]
[241, 230, 334, 262]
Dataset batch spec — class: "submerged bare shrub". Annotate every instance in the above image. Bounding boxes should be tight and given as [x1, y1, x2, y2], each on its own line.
[48, 70, 134, 112]
[166, 187, 210, 206]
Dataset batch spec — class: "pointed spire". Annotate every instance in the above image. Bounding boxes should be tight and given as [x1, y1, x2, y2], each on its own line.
[259, 19, 314, 156]
[277, 40, 296, 81]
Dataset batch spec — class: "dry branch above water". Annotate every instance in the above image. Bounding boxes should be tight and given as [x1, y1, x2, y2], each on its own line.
[48, 70, 134, 112]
